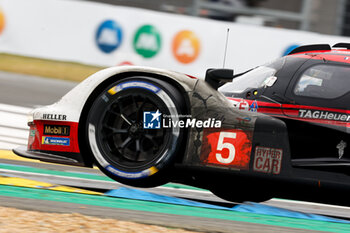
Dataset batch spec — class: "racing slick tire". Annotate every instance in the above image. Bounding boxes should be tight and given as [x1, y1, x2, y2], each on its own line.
[86, 76, 185, 187]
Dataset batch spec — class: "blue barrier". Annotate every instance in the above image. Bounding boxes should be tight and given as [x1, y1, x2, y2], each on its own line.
[105, 187, 228, 210]
[105, 187, 350, 224]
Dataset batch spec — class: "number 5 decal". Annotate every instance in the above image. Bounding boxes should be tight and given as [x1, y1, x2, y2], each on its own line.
[201, 129, 253, 170]
[216, 132, 236, 164]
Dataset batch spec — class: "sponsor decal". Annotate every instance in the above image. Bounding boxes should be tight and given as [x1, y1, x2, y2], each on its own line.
[108, 81, 160, 95]
[44, 125, 70, 136]
[42, 114, 67, 121]
[143, 110, 161, 129]
[253, 146, 283, 174]
[336, 140, 347, 159]
[200, 129, 253, 169]
[236, 117, 252, 126]
[0, 7, 5, 35]
[95, 20, 123, 53]
[42, 136, 70, 146]
[88, 124, 159, 179]
[30, 130, 36, 137]
[298, 109, 350, 122]
[172, 30, 200, 64]
[230, 99, 259, 112]
[105, 165, 158, 179]
[249, 101, 259, 112]
[238, 100, 250, 111]
[28, 129, 36, 148]
[133, 24, 161, 58]
[30, 121, 80, 153]
[143, 110, 221, 129]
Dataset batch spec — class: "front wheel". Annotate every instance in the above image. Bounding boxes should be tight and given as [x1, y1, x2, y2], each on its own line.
[86, 77, 185, 187]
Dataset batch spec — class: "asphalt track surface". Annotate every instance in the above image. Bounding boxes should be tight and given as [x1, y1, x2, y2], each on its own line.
[0, 71, 77, 107]
[0, 156, 342, 233]
[0, 71, 349, 232]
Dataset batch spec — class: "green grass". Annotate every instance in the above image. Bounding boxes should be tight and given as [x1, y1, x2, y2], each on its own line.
[0, 53, 105, 82]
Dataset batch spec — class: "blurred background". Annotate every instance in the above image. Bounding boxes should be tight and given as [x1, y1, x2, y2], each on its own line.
[0, 0, 349, 78]
[91, 0, 347, 35]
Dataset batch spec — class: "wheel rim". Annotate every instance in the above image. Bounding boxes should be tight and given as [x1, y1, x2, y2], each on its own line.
[97, 89, 171, 169]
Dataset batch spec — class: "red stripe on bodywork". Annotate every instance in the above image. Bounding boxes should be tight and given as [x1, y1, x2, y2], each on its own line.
[227, 97, 350, 114]
[186, 74, 198, 79]
[282, 104, 350, 114]
[28, 120, 80, 153]
[226, 97, 350, 128]
[291, 51, 350, 64]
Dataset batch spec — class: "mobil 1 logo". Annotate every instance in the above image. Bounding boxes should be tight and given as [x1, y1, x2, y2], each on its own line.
[44, 125, 70, 136]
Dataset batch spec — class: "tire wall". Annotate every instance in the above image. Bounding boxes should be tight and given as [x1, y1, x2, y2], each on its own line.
[78, 70, 196, 168]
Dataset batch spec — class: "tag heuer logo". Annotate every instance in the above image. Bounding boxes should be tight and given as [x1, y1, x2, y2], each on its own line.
[44, 125, 70, 136]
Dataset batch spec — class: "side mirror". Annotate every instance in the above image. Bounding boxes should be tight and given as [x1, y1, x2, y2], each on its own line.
[205, 68, 234, 90]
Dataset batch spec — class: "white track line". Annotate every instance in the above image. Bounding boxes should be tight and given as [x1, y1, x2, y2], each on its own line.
[0, 103, 32, 114]
[0, 104, 31, 150]
[1, 167, 350, 218]
[0, 136, 28, 145]
[0, 111, 29, 129]
[0, 127, 28, 139]
[265, 199, 350, 219]
[267, 198, 350, 211]
[0, 142, 24, 149]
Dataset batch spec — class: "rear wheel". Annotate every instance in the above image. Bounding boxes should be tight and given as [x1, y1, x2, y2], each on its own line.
[86, 77, 185, 187]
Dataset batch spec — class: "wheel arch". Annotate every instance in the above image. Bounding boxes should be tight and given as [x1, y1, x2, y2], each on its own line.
[77, 71, 192, 167]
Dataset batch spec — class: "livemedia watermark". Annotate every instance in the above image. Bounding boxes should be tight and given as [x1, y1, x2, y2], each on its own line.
[143, 110, 222, 129]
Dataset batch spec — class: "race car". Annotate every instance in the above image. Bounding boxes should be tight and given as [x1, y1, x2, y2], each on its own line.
[14, 43, 350, 204]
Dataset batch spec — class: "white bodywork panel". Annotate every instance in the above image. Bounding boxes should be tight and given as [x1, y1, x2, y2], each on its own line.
[31, 66, 196, 123]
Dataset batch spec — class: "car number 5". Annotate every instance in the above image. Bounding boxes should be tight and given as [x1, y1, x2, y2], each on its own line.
[215, 132, 236, 164]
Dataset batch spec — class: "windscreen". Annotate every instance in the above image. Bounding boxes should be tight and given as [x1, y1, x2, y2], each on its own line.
[219, 57, 285, 96]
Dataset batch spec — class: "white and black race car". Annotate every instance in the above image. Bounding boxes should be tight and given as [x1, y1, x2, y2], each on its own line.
[14, 43, 350, 204]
